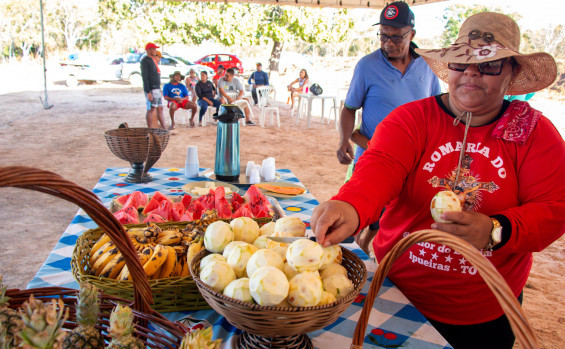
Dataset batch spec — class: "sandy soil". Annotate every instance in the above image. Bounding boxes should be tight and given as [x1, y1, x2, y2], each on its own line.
[0, 64, 563, 348]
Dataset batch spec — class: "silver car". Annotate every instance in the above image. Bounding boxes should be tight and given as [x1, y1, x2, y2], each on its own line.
[121, 53, 215, 86]
[59, 54, 124, 87]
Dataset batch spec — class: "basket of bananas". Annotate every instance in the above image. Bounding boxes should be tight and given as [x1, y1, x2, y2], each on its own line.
[71, 210, 227, 312]
[0, 166, 193, 348]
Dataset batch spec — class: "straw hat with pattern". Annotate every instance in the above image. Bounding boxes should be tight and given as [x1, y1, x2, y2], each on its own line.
[415, 12, 557, 95]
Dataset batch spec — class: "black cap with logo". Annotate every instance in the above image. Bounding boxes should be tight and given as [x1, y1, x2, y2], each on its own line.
[374, 1, 415, 28]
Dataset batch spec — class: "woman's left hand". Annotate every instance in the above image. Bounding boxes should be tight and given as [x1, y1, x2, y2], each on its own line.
[431, 211, 493, 250]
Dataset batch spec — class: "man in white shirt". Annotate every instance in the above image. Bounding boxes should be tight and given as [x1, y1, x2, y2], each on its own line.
[218, 68, 255, 125]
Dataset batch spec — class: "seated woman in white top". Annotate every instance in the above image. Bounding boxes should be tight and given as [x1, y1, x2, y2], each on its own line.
[287, 69, 309, 110]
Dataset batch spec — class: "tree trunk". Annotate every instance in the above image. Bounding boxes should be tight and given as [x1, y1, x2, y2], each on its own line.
[269, 41, 283, 73]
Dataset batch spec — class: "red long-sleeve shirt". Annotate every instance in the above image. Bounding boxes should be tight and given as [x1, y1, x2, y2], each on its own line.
[334, 96, 565, 324]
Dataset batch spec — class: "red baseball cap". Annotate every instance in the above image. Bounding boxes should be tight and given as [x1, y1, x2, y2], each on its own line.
[145, 42, 159, 50]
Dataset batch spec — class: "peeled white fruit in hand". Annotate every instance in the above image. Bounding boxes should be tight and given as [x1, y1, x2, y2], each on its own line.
[430, 190, 462, 223]
[200, 253, 227, 271]
[274, 217, 306, 237]
[223, 278, 253, 303]
[323, 274, 354, 300]
[319, 245, 343, 270]
[259, 221, 275, 236]
[246, 249, 284, 278]
[286, 239, 324, 273]
[318, 290, 337, 306]
[288, 271, 323, 307]
[230, 217, 260, 244]
[249, 266, 289, 306]
[200, 261, 236, 292]
[204, 221, 234, 253]
[320, 263, 348, 281]
[226, 243, 259, 278]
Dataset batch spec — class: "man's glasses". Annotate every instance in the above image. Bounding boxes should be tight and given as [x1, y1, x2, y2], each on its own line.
[447, 58, 512, 76]
[377, 30, 413, 44]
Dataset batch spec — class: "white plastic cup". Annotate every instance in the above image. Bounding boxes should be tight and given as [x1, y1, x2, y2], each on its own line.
[249, 165, 261, 184]
[246, 161, 255, 177]
[185, 146, 200, 178]
[263, 158, 276, 182]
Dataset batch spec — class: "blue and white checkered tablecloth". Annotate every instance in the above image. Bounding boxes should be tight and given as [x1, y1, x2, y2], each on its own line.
[28, 167, 451, 349]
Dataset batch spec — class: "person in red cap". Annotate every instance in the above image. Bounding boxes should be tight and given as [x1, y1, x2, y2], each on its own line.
[141, 42, 166, 129]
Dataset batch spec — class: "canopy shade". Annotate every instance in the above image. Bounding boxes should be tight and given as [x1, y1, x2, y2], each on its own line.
[175, 0, 446, 10]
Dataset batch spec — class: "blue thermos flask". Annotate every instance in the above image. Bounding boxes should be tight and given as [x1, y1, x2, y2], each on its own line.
[214, 105, 244, 182]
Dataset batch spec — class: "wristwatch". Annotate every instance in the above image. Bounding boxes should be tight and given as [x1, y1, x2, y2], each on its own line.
[486, 218, 502, 251]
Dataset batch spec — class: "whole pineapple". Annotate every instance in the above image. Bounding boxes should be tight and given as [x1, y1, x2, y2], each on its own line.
[0, 277, 23, 347]
[179, 327, 222, 349]
[19, 295, 68, 349]
[62, 283, 104, 349]
[107, 304, 144, 349]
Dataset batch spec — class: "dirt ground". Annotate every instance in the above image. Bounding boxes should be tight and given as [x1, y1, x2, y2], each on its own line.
[0, 70, 564, 348]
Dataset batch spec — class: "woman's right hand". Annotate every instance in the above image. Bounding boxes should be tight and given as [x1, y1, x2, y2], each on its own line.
[311, 200, 359, 247]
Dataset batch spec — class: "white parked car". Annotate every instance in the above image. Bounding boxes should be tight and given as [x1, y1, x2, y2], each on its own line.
[120, 53, 215, 86]
[59, 53, 124, 87]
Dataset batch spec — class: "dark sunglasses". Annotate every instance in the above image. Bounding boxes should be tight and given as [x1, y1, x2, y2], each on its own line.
[447, 58, 513, 76]
[377, 29, 413, 44]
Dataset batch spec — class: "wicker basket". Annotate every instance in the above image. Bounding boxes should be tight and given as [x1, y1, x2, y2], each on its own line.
[5, 287, 186, 348]
[0, 166, 188, 348]
[104, 127, 170, 164]
[189, 247, 367, 348]
[351, 229, 539, 349]
[71, 222, 210, 313]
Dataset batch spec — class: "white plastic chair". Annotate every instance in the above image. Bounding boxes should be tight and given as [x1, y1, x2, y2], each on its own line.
[224, 91, 252, 127]
[257, 86, 280, 127]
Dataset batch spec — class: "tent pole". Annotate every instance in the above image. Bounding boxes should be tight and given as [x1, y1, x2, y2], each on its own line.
[39, 0, 53, 109]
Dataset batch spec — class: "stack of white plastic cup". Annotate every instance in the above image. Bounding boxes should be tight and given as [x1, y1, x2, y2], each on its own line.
[249, 165, 261, 184]
[246, 161, 255, 177]
[185, 146, 200, 178]
[263, 157, 276, 182]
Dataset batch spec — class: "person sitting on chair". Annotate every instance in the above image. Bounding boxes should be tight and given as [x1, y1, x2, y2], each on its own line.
[195, 71, 221, 127]
[287, 69, 309, 110]
[218, 68, 255, 125]
[248, 62, 269, 105]
[185, 68, 199, 102]
[212, 65, 226, 88]
[162, 71, 198, 129]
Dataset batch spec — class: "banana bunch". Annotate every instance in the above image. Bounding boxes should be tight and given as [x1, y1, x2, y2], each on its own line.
[88, 212, 219, 280]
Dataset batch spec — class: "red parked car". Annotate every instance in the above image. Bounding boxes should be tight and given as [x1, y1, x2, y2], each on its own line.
[194, 53, 244, 74]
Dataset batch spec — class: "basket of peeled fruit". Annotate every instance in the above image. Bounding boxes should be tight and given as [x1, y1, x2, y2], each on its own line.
[189, 216, 367, 349]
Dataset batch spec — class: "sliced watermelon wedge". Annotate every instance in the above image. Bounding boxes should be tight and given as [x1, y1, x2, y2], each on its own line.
[152, 200, 174, 221]
[143, 213, 166, 223]
[187, 200, 205, 220]
[181, 194, 192, 210]
[244, 185, 271, 217]
[123, 191, 148, 211]
[172, 201, 185, 222]
[114, 204, 139, 225]
[179, 210, 194, 222]
[232, 203, 253, 218]
[199, 192, 215, 211]
[152, 191, 171, 203]
[216, 197, 232, 219]
[230, 192, 244, 212]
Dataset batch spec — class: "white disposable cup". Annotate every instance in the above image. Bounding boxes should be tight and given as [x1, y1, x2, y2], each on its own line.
[263, 158, 276, 182]
[246, 161, 255, 177]
[249, 166, 261, 184]
[185, 146, 199, 178]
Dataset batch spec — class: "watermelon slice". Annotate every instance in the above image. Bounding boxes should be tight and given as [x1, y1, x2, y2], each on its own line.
[181, 194, 192, 210]
[124, 191, 149, 211]
[216, 197, 232, 219]
[179, 210, 194, 222]
[199, 192, 215, 211]
[172, 201, 185, 222]
[244, 185, 271, 217]
[230, 192, 244, 212]
[114, 204, 139, 225]
[187, 200, 204, 220]
[232, 203, 253, 218]
[152, 191, 171, 203]
[152, 200, 174, 221]
[143, 213, 166, 223]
